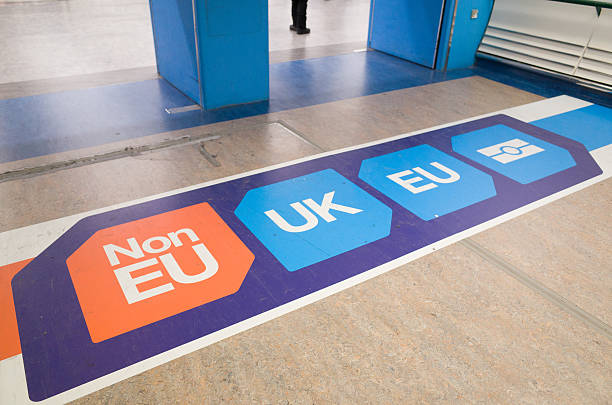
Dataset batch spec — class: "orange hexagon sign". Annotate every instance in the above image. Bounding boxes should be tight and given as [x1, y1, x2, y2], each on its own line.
[67, 202, 254, 343]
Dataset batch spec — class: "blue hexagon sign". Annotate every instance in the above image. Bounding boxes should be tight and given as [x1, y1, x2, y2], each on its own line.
[358, 144, 497, 220]
[235, 169, 392, 271]
[451, 124, 577, 184]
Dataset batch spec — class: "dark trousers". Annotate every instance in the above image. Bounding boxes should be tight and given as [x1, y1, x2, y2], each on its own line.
[292, 0, 308, 29]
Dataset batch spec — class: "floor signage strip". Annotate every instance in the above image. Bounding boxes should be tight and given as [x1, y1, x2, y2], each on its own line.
[11, 112, 605, 401]
[1, 96, 611, 403]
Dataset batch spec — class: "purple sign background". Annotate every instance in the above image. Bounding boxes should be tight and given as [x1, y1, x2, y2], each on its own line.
[12, 115, 602, 400]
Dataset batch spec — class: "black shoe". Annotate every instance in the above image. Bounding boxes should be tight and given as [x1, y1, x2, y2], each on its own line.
[289, 24, 296, 31]
[296, 27, 310, 35]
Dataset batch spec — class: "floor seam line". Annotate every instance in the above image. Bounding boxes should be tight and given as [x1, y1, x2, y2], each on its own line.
[274, 120, 327, 152]
[0, 120, 316, 182]
[459, 238, 612, 341]
[0, 133, 221, 183]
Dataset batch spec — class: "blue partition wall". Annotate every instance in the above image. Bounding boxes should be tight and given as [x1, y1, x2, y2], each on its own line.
[368, 0, 446, 68]
[436, 0, 494, 70]
[150, 0, 201, 104]
[150, 0, 269, 110]
[195, 0, 269, 110]
[367, 0, 494, 71]
[149, 0, 489, 110]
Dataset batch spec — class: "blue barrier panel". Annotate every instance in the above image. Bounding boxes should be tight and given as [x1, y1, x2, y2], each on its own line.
[194, 0, 269, 109]
[149, 0, 201, 104]
[368, 0, 445, 68]
[436, 0, 494, 70]
[149, 0, 269, 110]
[12, 114, 601, 400]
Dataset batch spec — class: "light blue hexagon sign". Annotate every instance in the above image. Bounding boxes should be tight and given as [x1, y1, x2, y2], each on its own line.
[235, 169, 392, 271]
[358, 144, 496, 221]
[452, 124, 576, 184]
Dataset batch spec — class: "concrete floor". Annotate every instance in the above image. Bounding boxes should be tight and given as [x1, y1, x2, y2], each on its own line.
[0, 1, 610, 404]
[0, 0, 156, 84]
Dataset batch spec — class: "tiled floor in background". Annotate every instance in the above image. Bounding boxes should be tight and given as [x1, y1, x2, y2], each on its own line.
[0, 0, 370, 84]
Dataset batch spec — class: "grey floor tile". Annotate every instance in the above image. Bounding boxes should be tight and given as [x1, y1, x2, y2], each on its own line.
[469, 179, 612, 325]
[272, 76, 545, 151]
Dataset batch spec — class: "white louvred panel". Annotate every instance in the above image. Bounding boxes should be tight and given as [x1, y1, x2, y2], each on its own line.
[479, 44, 576, 75]
[576, 9, 612, 86]
[481, 35, 581, 67]
[483, 27, 584, 56]
[485, 0, 597, 46]
[477, 0, 612, 89]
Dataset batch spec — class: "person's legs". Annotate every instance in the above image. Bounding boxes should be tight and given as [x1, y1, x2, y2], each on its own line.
[296, 0, 310, 34]
[290, 0, 298, 30]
